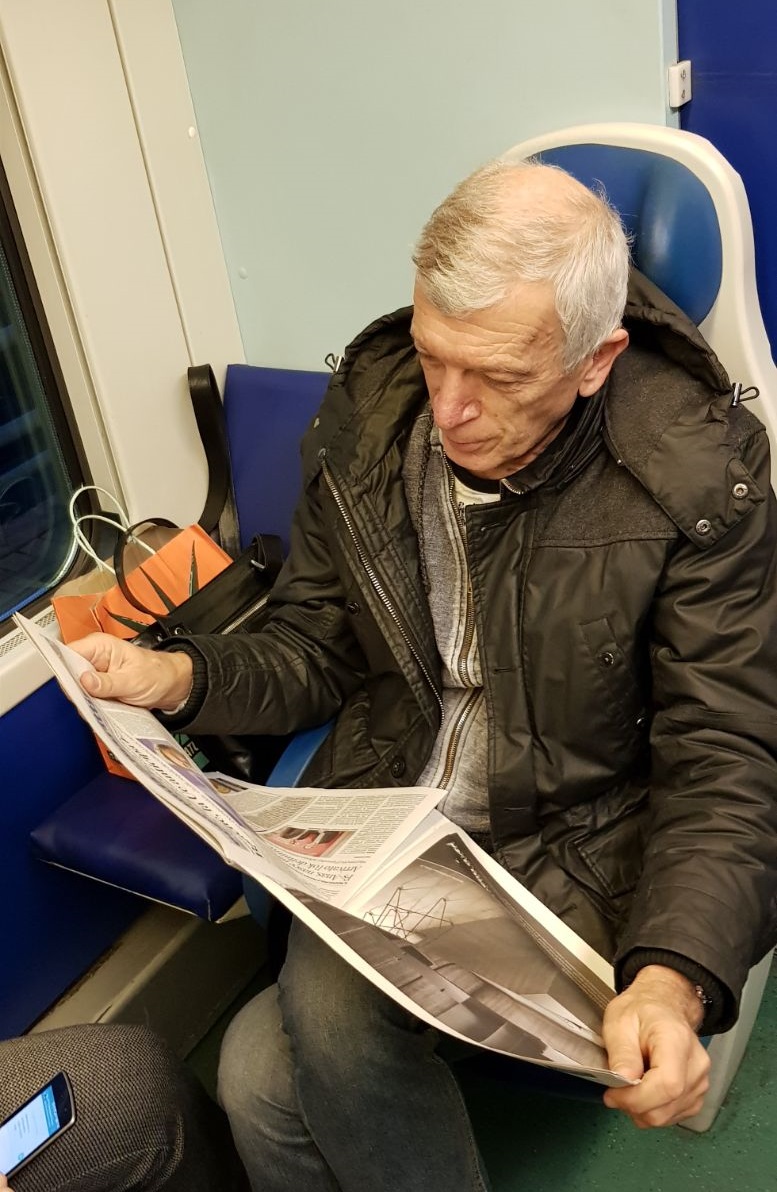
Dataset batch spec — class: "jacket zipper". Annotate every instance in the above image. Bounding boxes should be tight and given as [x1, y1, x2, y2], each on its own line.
[321, 456, 444, 716]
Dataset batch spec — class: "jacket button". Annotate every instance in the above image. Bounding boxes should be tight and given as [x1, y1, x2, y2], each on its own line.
[600, 651, 615, 666]
[695, 518, 712, 535]
[732, 482, 749, 499]
[390, 757, 406, 778]
[346, 601, 360, 615]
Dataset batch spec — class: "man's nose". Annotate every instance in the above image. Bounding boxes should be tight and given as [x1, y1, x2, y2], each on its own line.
[429, 371, 480, 429]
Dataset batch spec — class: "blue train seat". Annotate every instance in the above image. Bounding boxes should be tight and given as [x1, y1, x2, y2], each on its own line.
[1, 680, 143, 1036]
[29, 365, 330, 923]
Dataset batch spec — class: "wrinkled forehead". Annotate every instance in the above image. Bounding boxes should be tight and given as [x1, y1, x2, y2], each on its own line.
[411, 279, 565, 369]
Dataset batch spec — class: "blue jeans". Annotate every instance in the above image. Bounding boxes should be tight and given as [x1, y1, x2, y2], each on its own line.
[218, 919, 491, 1192]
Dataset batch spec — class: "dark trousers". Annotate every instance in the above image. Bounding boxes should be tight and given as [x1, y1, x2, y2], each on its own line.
[0, 1023, 248, 1192]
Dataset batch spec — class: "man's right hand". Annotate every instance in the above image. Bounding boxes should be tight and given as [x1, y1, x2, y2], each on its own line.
[68, 633, 194, 712]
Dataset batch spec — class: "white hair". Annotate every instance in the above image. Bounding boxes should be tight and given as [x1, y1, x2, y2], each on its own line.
[412, 158, 630, 370]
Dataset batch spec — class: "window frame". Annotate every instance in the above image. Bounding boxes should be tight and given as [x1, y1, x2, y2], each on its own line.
[0, 152, 94, 611]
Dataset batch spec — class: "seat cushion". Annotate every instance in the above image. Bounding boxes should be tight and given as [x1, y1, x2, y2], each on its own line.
[30, 772, 243, 921]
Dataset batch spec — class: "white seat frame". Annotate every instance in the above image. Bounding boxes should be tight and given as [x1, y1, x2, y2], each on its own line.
[507, 122, 777, 490]
[504, 122, 777, 1132]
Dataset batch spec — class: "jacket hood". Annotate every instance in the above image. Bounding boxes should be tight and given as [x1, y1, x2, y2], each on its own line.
[302, 306, 418, 485]
[622, 269, 731, 394]
[305, 270, 767, 547]
[607, 269, 766, 548]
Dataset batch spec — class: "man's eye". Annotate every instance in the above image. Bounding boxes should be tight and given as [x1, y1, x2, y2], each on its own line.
[486, 375, 520, 390]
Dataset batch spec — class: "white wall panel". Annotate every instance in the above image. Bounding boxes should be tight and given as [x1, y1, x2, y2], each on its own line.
[0, 0, 243, 709]
[0, 0, 243, 532]
[110, 0, 243, 374]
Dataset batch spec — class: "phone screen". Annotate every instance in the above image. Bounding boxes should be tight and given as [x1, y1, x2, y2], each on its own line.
[0, 1073, 75, 1176]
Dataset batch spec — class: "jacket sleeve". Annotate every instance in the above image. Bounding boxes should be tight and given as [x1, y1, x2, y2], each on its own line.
[615, 426, 777, 1024]
[164, 472, 368, 738]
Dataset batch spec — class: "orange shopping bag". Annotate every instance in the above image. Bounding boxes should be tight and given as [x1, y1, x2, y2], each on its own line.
[54, 522, 231, 641]
[52, 490, 231, 776]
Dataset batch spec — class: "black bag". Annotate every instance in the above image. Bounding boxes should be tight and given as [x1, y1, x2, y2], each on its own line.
[117, 524, 284, 640]
[113, 523, 290, 782]
[109, 361, 292, 783]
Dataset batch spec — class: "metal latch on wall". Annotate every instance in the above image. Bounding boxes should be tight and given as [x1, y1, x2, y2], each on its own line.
[668, 60, 692, 109]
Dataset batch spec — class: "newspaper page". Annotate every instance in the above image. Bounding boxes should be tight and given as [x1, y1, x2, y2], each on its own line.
[339, 819, 620, 1080]
[243, 858, 630, 1087]
[205, 778, 445, 904]
[14, 615, 440, 904]
[18, 614, 630, 1087]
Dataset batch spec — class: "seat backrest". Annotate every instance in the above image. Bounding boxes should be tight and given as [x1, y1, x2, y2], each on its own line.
[505, 123, 777, 488]
[224, 364, 330, 551]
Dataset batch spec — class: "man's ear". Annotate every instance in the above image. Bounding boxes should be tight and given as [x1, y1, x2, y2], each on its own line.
[577, 329, 630, 397]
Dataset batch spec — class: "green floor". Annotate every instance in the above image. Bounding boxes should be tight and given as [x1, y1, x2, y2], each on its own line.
[190, 954, 776, 1192]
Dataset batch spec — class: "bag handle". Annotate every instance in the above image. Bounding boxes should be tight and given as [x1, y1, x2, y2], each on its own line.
[188, 364, 241, 556]
[113, 517, 179, 616]
[67, 485, 154, 576]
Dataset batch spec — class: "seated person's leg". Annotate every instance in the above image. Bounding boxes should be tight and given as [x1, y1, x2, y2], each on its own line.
[0, 1023, 247, 1192]
[218, 983, 341, 1192]
[218, 918, 491, 1192]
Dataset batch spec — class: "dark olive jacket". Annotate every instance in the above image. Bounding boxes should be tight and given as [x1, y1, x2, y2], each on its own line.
[182, 274, 777, 1024]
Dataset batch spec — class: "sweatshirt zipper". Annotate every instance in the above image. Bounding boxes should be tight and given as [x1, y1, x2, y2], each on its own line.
[439, 689, 480, 788]
[447, 466, 477, 686]
[440, 467, 480, 784]
[321, 455, 443, 716]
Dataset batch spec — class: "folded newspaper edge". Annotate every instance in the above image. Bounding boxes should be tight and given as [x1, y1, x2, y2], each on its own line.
[15, 612, 634, 1088]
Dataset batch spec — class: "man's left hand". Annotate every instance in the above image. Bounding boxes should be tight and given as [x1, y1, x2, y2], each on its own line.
[602, 964, 711, 1128]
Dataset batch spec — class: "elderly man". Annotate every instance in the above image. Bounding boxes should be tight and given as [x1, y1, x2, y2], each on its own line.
[73, 159, 777, 1191]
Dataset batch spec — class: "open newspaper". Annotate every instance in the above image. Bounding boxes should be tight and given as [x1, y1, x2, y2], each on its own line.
[16, 613, 631, 1089]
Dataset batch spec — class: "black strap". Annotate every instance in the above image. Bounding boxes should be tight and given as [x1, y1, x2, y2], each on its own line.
[187, 364, 239, 548]
[113, 517, 179, 617]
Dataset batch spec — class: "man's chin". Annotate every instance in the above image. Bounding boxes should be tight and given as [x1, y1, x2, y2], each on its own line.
[442, 438, 492, 472]
[445, 443, 540, 482]
[445, 446, 511, 482]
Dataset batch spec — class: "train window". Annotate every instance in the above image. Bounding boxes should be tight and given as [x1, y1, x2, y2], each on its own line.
[0, 158, 83, 623]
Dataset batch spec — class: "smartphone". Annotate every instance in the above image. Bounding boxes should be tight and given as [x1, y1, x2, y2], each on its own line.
[0, 1072, 76, 1178]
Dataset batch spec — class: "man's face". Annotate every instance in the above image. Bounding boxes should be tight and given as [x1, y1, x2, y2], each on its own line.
[411, 280, 596, 481]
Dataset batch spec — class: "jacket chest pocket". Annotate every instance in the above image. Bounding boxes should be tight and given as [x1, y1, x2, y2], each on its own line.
[579, 615, 647, 747]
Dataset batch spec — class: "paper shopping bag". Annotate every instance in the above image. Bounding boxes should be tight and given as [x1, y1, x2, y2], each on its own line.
[53, 522, 231, 776]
